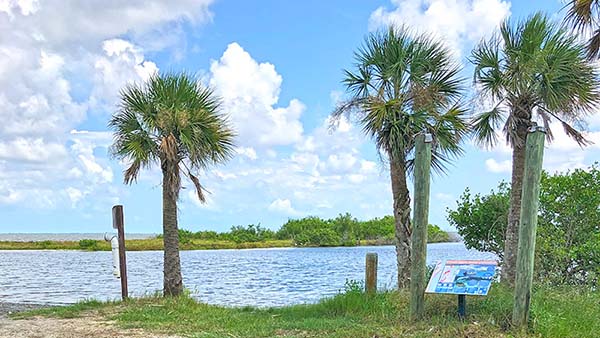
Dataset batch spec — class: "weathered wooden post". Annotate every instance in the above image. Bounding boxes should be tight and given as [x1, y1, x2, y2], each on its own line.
[365, 253, 378, 294]
[112, 205, 128, 300]
[512, 126, 545, 328]
[410, 132, 432, 320]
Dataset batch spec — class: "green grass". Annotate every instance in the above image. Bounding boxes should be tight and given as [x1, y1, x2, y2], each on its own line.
[14, 284, 600, 337]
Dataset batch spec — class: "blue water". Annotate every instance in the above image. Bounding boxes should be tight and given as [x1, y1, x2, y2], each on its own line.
[0, 243, 495, 307]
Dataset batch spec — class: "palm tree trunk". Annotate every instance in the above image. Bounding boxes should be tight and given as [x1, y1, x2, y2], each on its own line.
[390, 152, 411, 289]
[162, 160, 184, 297]
[502, 124, 529, 286]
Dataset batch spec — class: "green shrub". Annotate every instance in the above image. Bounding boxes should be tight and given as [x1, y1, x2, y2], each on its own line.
[428, 224, 450, 243]
[78, 239, 99, 250]
[447, 164, 600, 287]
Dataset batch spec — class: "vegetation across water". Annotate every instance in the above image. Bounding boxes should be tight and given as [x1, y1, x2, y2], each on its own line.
[0, 213, 452, 251]
[14, 283, 600, 338]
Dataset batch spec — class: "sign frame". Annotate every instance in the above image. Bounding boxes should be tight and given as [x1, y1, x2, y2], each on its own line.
[426, 259, 498, 296]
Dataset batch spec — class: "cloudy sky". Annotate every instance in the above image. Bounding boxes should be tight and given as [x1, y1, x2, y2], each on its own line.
[1, 0, 598, 233]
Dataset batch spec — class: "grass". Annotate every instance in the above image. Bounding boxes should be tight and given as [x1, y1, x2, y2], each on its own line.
[13, 284, 600, 338]
[0, 238, 438, 251]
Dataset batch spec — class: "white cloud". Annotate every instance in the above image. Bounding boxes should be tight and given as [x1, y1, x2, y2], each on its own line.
[89, 39, 158, 112]
[485, 158, 511, 173]
[320, 152, 359, 175]
[268, 198, 298, 215]
[65, 187, 84, 207]
[236, 147, 258, 160]
[0, 138, 68, 163]
[0, 0, 215, 208]
[369, 0, 511, 57]
[209, 43, 305, 148]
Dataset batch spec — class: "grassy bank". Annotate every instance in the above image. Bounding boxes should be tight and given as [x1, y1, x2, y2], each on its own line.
[0, 238, 294, 251]
[0, 237, 452, 251]
[14, 284, 600, 337]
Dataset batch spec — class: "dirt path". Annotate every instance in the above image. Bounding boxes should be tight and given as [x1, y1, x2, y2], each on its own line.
[0, 315, 182, 338]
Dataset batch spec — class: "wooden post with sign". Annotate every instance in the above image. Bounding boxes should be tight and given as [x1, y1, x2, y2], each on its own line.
[512, 126, 546, 328]
[410, 132, 432, 320]
[112, 205, 128, 300]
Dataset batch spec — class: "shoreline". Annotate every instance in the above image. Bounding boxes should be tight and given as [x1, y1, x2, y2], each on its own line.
[0, 303, 48, 319]
[0, 238, 458, 251]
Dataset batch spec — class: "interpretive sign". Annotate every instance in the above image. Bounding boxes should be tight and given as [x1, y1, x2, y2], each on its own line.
[426, 260, 497, 296]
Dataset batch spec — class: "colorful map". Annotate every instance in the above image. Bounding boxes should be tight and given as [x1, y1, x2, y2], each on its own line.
[425, 260, 498, 296]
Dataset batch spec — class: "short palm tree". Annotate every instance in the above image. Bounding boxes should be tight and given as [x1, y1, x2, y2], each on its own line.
[334, 27, 468, 288]
[470, 12, 600, 285]
[109, 72, 235, 296]
[565, 0, 600, 58]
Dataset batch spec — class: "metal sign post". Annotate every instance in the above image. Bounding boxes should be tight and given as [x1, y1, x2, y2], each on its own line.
[112, 205, 128, 300]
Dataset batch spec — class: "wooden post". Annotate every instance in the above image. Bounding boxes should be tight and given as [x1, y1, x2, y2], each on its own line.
[512, 126, 546, 328]
[112, 205, 128, 300]
[410, 132, 432, 320]
[365, 253, 378, 294]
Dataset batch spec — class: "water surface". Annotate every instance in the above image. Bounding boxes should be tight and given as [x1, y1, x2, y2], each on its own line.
[0, 243, 495, 307]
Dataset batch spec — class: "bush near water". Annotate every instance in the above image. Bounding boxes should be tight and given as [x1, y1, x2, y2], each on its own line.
[448, 164, 600, 287]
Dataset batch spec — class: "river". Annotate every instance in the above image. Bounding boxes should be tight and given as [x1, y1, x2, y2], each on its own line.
[0, 243, 495, 307]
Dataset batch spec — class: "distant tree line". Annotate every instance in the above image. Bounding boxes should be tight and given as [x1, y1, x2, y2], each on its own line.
[172, 213, 450, 247]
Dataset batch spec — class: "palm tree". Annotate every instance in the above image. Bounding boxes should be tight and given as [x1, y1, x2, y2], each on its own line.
[470, 13, 600, 285]
[334, 27, 469, 288]
[565, 0, 600, 58]
[109, 72, 235, 296]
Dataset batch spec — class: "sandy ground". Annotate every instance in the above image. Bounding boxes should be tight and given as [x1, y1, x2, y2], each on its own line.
[0, 309, 181, 338]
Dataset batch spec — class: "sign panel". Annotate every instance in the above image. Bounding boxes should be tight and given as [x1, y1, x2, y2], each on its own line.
[426, 260, 497, 296]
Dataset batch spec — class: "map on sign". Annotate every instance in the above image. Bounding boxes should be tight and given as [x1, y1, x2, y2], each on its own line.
[426, 260, 498, 296]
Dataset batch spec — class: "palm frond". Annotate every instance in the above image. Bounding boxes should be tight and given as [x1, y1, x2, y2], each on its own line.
[471, 105, 505, 148]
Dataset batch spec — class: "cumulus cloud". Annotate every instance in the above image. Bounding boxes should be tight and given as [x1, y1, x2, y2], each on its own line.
[209, 43, 305, 148]
[485, 158, 511, 173]
[369, 0, 511, 57]
[0, 0, 215, 208]
[267, 198, 298, 215]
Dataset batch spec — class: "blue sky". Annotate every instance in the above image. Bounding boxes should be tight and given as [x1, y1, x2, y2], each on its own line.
[1, 0, 599, 234]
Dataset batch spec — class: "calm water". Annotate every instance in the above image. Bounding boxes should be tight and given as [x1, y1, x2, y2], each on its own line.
[0, 243, 495, 307]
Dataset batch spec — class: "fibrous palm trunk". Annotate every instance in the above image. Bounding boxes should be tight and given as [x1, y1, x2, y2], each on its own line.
[502, 121, 530, 286]
[390, 152, 412, 289]
[162, 160, 184, 296]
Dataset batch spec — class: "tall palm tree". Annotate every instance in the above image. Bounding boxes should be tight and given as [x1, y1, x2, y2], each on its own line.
[109, 72, 235, 296]
[565, 0, 600, 58]
[334, 27, 468, 288]
[470, 13, 600, 285]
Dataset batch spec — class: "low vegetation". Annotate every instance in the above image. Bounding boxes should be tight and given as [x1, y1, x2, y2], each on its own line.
[14, 283, 600, 337]
[0, 213, 452, 251]
[448, 164, 600, 287]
